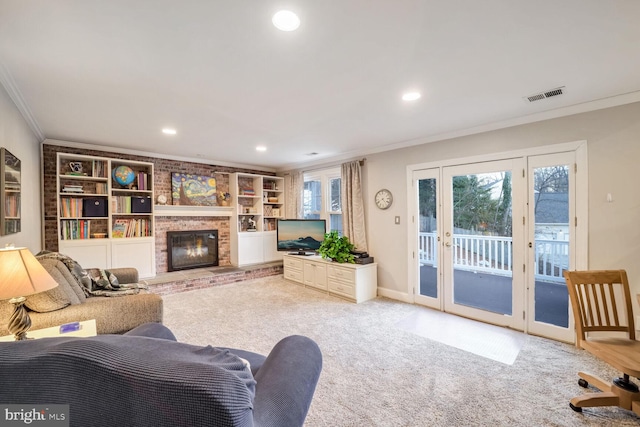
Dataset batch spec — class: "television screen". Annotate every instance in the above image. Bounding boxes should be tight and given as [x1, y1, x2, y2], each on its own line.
[277, 219, 326, 255]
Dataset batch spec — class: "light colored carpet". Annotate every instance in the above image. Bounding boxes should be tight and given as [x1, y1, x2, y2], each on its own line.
[162, 275, 640, 426]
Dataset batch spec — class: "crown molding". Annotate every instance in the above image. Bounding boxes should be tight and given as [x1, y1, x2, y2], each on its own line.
[43, 138, 277, 173]
[0, 62, 45, 142]
[277, 90, 640, 172]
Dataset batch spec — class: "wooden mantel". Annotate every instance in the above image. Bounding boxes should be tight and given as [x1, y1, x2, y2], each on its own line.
[153, 205, 234, 217]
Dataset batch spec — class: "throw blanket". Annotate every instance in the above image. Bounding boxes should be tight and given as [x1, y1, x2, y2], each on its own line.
[84, 268, 147, 297]
[36, 251, 147, 297]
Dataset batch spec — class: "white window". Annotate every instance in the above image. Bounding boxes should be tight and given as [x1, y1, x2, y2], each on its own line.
[304, 167, 342, 234]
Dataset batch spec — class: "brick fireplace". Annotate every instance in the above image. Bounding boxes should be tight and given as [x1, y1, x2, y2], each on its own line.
[155, 216, 230, 273]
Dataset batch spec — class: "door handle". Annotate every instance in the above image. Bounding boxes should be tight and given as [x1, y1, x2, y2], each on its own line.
[445, 242, 451, 247]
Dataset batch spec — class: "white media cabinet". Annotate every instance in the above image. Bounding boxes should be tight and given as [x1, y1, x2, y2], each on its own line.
[283, 254, 377, 303]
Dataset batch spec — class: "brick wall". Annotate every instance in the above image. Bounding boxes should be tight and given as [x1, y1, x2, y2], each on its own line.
[42, 143, 273, 272]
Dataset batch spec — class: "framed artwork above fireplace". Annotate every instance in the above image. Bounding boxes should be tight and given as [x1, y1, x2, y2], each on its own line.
[171, 172, 217, 206]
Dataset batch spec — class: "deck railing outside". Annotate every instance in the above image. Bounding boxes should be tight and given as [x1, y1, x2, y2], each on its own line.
[418, 232, 568, 282]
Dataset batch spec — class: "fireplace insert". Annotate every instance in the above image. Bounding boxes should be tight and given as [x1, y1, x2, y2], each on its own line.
[167, 230, 218, 271]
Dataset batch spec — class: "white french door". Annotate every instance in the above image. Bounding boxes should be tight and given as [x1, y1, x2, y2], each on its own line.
[526, 152, 576, 342]
[409, 143, 585, 341]
[441, 158, 526, 330]
[412, 168, 440, 310]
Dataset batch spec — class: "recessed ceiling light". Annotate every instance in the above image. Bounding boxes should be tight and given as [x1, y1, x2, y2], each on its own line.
[256, 146, 267, 152]
[402, 92, 421, 101]
[162, 128, 177, 135]
[272, 10, 300, 31]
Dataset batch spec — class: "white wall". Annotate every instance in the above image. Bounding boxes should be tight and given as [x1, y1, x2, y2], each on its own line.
[0, 84, 42, 252]
[365, 102, 640, 307]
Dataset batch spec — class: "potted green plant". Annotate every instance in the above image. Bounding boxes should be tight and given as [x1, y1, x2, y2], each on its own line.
[318, 231, 356, 263]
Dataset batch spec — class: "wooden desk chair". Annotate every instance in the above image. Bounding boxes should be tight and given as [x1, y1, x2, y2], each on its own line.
[564, 270, 640, 415]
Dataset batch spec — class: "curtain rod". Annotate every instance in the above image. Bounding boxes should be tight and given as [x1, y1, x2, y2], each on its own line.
[283, 158, 366, 175]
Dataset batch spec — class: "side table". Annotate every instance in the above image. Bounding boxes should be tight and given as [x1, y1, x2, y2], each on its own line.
[0, 319, 97, 342]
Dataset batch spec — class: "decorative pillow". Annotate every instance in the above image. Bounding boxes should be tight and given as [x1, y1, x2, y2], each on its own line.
[35, 251, 87, 301]
[23, 288, 71, 313]
[23, 262, 74, 313]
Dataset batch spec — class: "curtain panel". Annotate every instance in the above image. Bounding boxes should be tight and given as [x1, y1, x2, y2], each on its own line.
[284, 171, 303, 219]
[341, 161, 367, 251]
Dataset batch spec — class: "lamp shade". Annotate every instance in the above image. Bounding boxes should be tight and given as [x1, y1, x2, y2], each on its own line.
[0, 247, 58, 300]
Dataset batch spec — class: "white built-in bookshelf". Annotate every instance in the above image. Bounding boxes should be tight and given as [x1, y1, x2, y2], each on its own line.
[56, 152, 155, 277]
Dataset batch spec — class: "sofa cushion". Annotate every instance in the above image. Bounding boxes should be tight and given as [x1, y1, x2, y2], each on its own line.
[24, 259, 82, 313]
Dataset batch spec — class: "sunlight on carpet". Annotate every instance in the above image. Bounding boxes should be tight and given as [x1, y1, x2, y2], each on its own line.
[395, 308, 526, 365]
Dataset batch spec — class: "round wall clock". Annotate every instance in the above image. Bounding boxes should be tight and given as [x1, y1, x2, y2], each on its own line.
[157, 194, 167, 205]
[375, 189, 393, 210]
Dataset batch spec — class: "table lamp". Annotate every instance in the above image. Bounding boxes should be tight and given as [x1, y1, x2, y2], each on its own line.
[0, 246, 59, 340]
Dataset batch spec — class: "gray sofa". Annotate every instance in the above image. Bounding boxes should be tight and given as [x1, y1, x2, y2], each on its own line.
[0, 253, 163, 336]
[0, 323, 323, 427]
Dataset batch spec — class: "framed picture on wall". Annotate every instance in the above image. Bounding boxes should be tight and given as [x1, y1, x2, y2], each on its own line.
[171, 172, 217, 206]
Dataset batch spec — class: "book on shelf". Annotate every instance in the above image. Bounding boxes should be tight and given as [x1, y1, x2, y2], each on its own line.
[136, 171, 149, 190]
[95, 183, 107, 194]
[112, 218, 152, 238]
[60, 197, 83, 217]
[62, 184, 84, 191]
[60, 219, 91, 240]
[112, 219, 128, 238]
[92, 160, 107, 178]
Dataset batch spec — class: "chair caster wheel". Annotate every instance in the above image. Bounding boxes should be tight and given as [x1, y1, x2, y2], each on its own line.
[578, 378, 589, 388]
[570, 403, 582, 412]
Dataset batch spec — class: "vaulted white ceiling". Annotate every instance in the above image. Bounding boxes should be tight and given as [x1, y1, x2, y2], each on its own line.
[1, 0, 639, 170]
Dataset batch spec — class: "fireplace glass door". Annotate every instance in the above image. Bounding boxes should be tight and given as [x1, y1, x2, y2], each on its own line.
[167, 230, 218, 271]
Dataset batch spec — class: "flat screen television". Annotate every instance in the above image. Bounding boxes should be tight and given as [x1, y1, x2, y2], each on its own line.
[277, 219, 326, 255]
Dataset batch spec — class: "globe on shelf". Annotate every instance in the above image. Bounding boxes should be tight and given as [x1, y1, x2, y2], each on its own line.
[112, 165, 135, 187]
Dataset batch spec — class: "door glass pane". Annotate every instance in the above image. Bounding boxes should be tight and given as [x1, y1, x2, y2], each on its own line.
[533, 165, 569, 327]
[418, 178, 438, 298]
[452, 171, 513, 315]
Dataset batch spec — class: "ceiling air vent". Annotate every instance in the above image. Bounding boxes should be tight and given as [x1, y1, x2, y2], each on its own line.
[525, 86, 565, 103]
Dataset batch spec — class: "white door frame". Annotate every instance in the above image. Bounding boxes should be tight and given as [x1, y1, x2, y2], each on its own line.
[407, 140, 588, 340]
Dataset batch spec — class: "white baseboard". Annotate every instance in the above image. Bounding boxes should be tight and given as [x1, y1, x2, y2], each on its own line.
[377, 287, 413, 304]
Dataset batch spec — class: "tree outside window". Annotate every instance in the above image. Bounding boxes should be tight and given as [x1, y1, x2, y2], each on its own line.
[303, 168, 342, 234]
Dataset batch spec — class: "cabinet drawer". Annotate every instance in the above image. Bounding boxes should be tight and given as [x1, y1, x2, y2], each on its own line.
[284, 257, 303, 270]
[284, 268, 303, 283]
[328, 265, 355, 283]
[328, 279, 355, 298]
